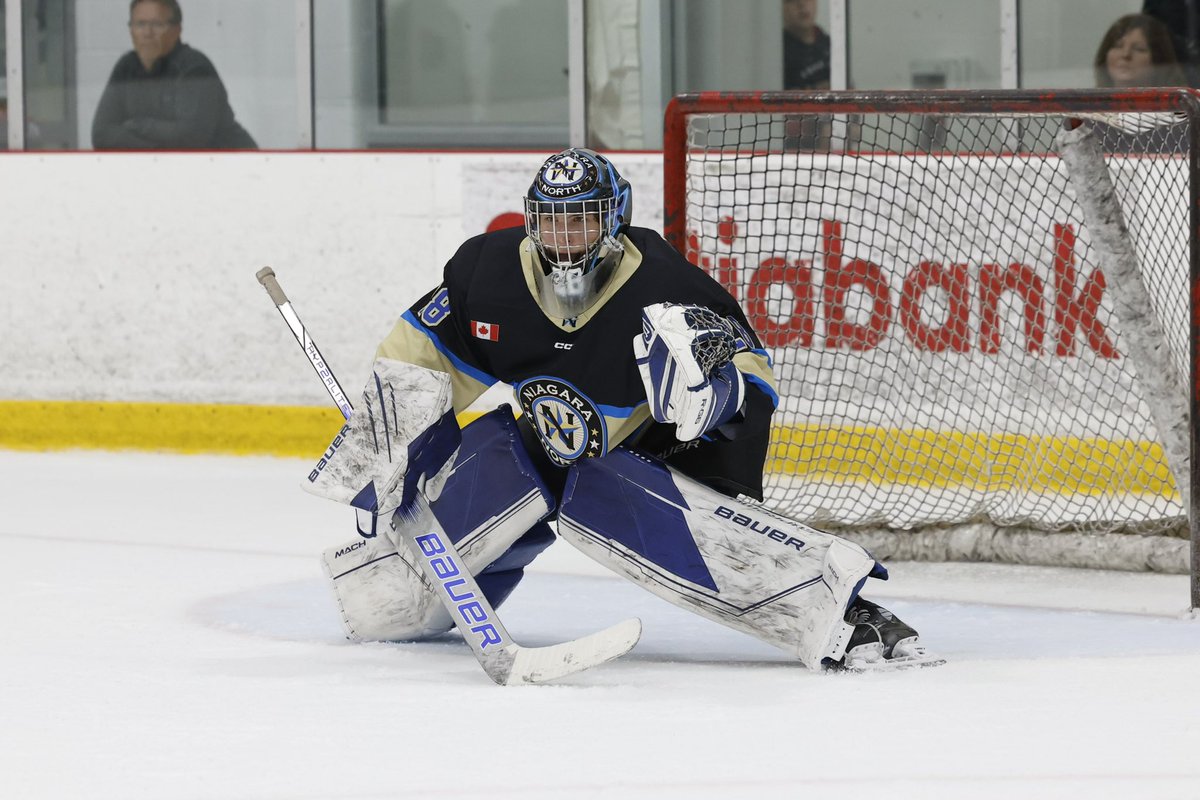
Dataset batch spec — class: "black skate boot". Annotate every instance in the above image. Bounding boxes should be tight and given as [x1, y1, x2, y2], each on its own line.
[839, 597, 944, 670]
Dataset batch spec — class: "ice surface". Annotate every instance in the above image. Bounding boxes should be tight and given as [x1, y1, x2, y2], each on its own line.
[2, 450, 1198, 800]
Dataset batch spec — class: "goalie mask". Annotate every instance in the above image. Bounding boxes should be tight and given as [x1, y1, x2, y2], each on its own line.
[524, 148, 632, 319]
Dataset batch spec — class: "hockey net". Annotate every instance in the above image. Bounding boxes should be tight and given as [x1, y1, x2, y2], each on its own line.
[664, 90, 1198, 602]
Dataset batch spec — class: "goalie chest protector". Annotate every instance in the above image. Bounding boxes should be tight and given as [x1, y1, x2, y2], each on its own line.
[401, 225, 770, 469]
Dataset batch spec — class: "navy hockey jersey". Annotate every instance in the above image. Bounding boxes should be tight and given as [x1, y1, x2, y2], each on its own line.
[377, 225, 777, 474]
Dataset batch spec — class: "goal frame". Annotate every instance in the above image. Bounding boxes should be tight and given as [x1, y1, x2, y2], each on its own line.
[663, 89, 1200, 608]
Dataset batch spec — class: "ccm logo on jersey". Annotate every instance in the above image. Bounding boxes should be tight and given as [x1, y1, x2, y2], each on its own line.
[308, 424, 351, 482]
[553, 342, 573, 350]
[414, 531, 503, 649]
[714, 506, 806, 551]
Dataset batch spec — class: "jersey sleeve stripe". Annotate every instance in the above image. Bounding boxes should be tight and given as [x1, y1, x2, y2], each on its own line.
[595, 402, 642, 418]
[732, 351, 777, 406]
[401, 310, 500, 388]
[749, 346, 774, 368]
[744, 374, 779, 408]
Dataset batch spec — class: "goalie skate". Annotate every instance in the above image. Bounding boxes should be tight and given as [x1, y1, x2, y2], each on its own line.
[838, 598, 945, 671]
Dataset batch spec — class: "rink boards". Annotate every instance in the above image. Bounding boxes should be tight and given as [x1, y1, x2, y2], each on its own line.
[0, 149, 1187, 512]
[683, 151, 1189, 517]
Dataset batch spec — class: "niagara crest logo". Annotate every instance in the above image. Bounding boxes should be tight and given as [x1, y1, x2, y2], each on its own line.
[517, 376, 607, 466]
[535, 154, 599, 199]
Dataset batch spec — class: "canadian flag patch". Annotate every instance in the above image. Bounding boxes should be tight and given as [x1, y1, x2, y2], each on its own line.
[471, 320, 500, 341]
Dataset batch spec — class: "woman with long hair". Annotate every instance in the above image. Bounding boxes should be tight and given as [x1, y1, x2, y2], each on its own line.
[1094, 13, 1187, 87]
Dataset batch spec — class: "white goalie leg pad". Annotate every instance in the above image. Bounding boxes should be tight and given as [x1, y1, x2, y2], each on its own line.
[323, 534, 452, 641]
[322, 407, 555, 642]
[558, 449, 883, 668]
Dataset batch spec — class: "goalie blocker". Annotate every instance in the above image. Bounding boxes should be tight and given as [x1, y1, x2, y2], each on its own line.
[312, 359, 557, 642]
[322, 406, 557, 642]
[309, 358, 927, 670]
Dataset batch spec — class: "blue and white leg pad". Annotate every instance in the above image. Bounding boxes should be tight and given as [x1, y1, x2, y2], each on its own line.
[322, 407, 556, 642]
[558, 449, 886, 668]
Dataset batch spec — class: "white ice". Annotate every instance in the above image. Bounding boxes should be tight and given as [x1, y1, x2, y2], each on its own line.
[3, 450, 1199, 800]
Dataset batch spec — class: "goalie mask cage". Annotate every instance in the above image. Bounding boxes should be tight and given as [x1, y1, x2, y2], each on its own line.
[663, 89, 1200, 607]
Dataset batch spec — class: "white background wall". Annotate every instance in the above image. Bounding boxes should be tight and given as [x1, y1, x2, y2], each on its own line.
[0, 151, 664, 405]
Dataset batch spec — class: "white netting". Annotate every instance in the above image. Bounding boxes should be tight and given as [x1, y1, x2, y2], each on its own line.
[677, 105, 1193, 572]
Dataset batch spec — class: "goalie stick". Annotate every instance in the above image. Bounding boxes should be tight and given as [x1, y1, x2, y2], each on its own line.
[255, 266, 642, 685]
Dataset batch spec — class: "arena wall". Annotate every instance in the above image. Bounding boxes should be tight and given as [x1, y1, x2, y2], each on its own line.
[0, 148, 1184, 496]
[0, 151, 663, 454]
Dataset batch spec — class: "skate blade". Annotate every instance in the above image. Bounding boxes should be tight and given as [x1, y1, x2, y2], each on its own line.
[840, 638, 947, 672]
[845, 652, 947, 672]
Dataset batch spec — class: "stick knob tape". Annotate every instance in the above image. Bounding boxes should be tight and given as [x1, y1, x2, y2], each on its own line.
[256, 266, 290, 307]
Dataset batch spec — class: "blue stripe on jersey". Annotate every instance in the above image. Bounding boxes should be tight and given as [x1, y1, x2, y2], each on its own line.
[750, 347, 774, 368]
[597, 402, 641, 418]
[505, 383, 639, 419]
[745, 373, 779, 408]
[401, 310, 499, 387]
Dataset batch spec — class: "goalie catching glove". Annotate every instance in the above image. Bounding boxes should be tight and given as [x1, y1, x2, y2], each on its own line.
[633, 302, 750, 441]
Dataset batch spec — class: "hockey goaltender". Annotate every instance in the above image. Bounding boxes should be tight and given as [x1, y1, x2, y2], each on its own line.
[303, 148, 943, 674]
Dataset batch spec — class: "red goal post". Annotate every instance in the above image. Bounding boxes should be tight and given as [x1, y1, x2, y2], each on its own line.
[663, 89, 1199, 607]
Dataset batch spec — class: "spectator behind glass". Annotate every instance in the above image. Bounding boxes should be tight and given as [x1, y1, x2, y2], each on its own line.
[1094, 13, 1187, 87]
[1091, 14, 1188, 154]
[1142, 0, 1200, 86]
[92, 0, 256, 150]
[782, 0, 830, 90]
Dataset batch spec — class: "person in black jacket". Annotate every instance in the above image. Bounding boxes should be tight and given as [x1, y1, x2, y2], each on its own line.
[782, 0, 830, 90]
[780, 0, 832, 150]
[92, 0, 256, 150]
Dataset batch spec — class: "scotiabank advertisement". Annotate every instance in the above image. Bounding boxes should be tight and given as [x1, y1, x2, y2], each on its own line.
[0, 148, 1185, 519]
[456, 151, 1187, 523]
[680, 154, 1187, 430]
[676, 154, 1187, 523]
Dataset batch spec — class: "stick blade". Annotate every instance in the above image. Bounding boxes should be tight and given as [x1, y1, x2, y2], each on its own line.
[495, 618, 643, 686]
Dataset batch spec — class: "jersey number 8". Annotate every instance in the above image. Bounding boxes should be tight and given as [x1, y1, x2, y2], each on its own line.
[420, 287, 452, 327]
